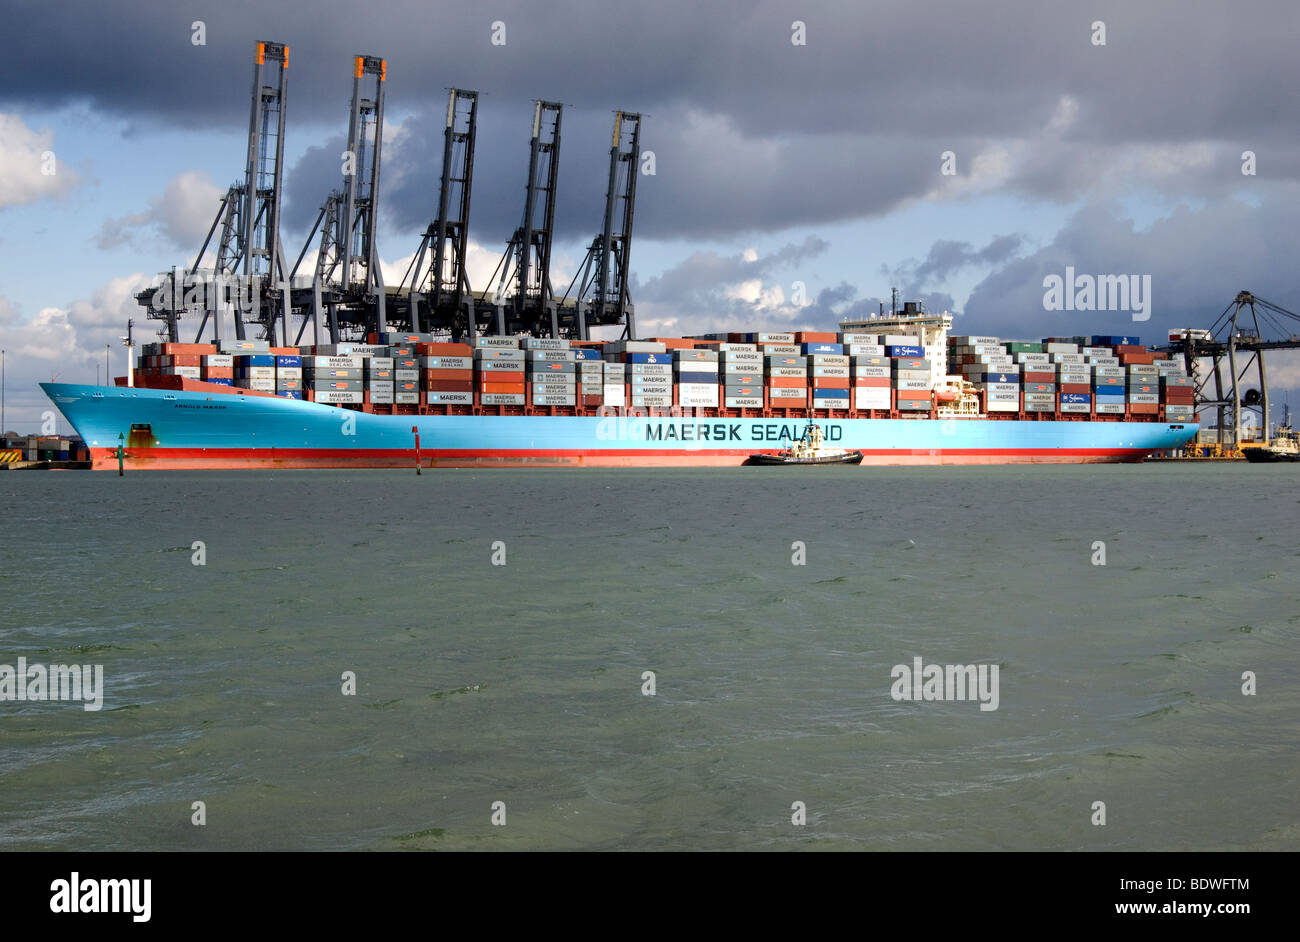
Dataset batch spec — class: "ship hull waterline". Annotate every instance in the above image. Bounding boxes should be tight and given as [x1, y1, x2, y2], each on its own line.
[43, 383, 1200, 470]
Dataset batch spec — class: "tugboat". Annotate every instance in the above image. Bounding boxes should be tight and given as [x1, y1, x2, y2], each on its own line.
[746, 423, 864, 465]
[1244, 425, 1300, 463]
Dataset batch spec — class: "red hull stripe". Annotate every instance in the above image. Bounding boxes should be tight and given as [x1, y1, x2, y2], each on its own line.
[90, 445, 1152, 470]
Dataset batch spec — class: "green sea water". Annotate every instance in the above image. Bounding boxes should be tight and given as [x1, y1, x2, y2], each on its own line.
[0, 465, 1296, 850]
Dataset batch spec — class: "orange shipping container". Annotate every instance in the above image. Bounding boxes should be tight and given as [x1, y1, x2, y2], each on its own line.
[162, 354, 202, 367]
[476, 370, 525, 385]
[417, 342, 473, 356]
[421, 368, 473, 382]
[895, 389, 932, 402]
[812, 377, 850, 389]
[795, 331, 838, 343]
[202, 367, 234, 379]
[853, 376, 890, 387]
[766, 376, 807, 388]
[479, 382, 527, 395]
[163, 343, 217, 355]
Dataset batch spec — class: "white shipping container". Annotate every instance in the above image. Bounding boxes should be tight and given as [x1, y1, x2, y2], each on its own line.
[762, 344, 802, 355]
[768, 387, 807, 400]
[768, 367, 808, 378]
[986, 399, 1019, 412]
[202, 354, 234, 367]
[480, 394, 526, 405]
[1096, 402, 1125, 414]
[163, 366, 202, 379]
[426, 391, 472, 404]
[716, 343, 758, 352]
[303, 355, 366, 370]
[532, 393, 576, 405]
[847, 344, 886, 356]
[883, 335, 920, 346]
[724, 397, 764, 408]
[854, 390, 891, 408]
[839, 333, 880, 345]
[418, 356, 470, 370]
[608, 341, 667, 353]
[983, 382, 1021, 396]
[601, 387, 626, 405]
[808, 354, 850, 366]
[678, 394, 719, 407]
[475, 336, 521, 348]
[315, 390, 363, 403]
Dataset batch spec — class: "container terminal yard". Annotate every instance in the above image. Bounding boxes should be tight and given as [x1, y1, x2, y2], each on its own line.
[27, 40, 1300, 468]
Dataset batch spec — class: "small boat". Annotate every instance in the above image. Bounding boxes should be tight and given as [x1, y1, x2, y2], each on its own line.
[1244, 425, 1300, 463]
[746, 423, 864, 465]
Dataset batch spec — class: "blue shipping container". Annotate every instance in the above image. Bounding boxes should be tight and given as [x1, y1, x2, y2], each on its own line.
[205, 378, 234, 386]
[234, 354, 275, 367]
[275, 355, 302, 367]
[625, 352, 672, 364]
[812, 388, 848, 399]
[674, 371, 718, 385]
[802, 343, 844, 355]
[277, 391, 303, 399]
[886, 345, 924, 358]
[1092, 385, 1126, 396]
[1090, 336, 1140, 347]
[1060, 392, 1092, 404]
[571, 348, 602, 360]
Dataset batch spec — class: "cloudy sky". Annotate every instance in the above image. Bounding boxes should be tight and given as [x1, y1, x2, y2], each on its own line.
[3, 0, 1300, 431]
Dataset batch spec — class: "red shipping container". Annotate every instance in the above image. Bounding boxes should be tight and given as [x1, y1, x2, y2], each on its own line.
[162, 354, 202, 367]
[1024, 371, 1055, 383]
[853, 376, 890, 387]
[202, 367, 234, 379]
[895, 389, 931, 402]
[421, 368, 473, 382]
[1164, 390, 1195, 403]
[425, 380, 474, 392]
[417, 343, 473, 356]
[766, 376, 806, 388]
[1114, 345, 1146, 355]
[1060, 383, 1090, 394]
[1130, 403, 1159, 414]
[813, 377, 850, 389]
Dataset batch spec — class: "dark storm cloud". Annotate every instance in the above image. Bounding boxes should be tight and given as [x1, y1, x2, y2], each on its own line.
[886, 234, 1024, 294]
[959, 196, 1300, 342]
[7, 0, 1300, 243]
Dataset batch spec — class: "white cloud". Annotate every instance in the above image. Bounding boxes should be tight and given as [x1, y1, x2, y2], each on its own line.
[97, 169, 225, 251]
[0, 113, 80, 209]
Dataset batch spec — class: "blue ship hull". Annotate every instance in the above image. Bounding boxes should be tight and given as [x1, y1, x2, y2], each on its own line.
[41, 383, 1199, 469]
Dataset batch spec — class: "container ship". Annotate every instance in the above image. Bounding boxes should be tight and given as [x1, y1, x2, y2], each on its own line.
[41, 308, 1199, 470]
